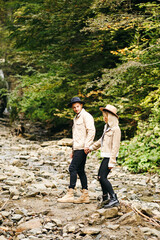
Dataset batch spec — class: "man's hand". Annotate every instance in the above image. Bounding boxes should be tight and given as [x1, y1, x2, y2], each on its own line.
[84, 148, 90, 154]
[108, 167, 113, 169]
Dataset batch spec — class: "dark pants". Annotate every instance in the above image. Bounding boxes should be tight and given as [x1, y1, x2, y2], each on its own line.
[69, 150, 88, 189]
[98, 158, 114, 196]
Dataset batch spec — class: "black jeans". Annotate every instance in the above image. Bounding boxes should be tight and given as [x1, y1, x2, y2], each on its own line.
[69, 150, 88, 189]
[98, 158, 114, 196]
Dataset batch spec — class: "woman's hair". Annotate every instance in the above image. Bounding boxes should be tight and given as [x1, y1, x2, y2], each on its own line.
[108, 112, 119, 127]
[102, 110, 119, 127]
[102, 111, 108, 117]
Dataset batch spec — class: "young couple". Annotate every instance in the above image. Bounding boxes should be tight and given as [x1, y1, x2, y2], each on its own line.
[58, 97, 121, 209]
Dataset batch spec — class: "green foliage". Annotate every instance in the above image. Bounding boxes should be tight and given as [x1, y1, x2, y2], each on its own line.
[118, 90, 160, 173]
[8, 69, 74, 124]
[1, 0, 160, 173]
[0, 88, 8, 97]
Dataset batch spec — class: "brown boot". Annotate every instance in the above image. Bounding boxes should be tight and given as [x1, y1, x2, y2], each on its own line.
[74, 189, 90, 204]
[57, 188, 75, 203]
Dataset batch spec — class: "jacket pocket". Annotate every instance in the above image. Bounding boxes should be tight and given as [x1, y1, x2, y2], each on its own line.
[106, 131, 113, 137]
[75, 119, 84, 130]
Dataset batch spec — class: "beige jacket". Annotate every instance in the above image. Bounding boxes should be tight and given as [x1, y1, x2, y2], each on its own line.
[72, 108, 95, 150]
[89, 113, 121, 167]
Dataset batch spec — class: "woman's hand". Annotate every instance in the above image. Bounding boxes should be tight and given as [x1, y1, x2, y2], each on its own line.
[108, 166, 113, 169]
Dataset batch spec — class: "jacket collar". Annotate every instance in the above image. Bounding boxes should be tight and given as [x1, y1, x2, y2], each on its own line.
[104, 124, 111, 132]
[75, 108, 85, 119]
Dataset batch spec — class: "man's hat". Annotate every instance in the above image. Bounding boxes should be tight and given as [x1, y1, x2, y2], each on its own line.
[68, 97, 85, 107]
[99, 104, 119, 118]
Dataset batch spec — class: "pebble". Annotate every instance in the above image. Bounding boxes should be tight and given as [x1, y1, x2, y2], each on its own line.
[81, 227, 101, 235]
[12, 214, 23, 221]
[96, 207, 118, 218]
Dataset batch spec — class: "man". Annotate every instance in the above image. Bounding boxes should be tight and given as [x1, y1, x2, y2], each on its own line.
[58, 97, 95, 203]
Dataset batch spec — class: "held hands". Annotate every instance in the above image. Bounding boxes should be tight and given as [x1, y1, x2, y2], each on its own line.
[84, 148, 91, 154]
[70, 149, 91, 158]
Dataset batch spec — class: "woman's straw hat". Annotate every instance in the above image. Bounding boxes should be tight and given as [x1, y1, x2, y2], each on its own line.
[100, 104, 119, 118]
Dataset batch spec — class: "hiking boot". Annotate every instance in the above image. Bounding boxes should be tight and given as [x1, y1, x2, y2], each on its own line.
[74, 189, 90, 204]
[57, 188, 75, 203]
[104, 193, 119, 208]
[97, 194, 110, 209]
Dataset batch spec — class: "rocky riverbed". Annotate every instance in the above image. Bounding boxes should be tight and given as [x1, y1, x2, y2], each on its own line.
[0, 119, 159, 240]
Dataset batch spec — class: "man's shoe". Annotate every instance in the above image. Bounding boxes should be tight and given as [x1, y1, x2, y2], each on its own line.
[57, 188, 75, 203]
[74, 189, 90, 204]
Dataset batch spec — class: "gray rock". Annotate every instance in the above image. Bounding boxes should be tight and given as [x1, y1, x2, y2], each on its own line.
[9, 186, 19, 197]
[17, 218, 42, 232]
[12, 214, 23, 221]
[57, 138, 73, 147]
[0, 236, 7, 240]
[152, 209, 160, 220]
[0, 175, 7, 181]
[88, 213, 101, 225]
[82, 235, 93, 240]
[96, 207, 118, 219]
[1, 211, 10, 217]
[52, 218, 62, 227]
[116, 211, 141, 225]
[16, 234, 26, 240]
[81, 227, 101, 235]
[107, 224, 120, 230]
[119, 188, 127, 193]
[26, 183, 48, 197]
[141, 227, 160, 238]
[67, 224, 77, 233]
[44, 222, 55, 230]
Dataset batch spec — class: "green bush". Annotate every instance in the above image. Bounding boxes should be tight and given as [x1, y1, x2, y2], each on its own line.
[118, 99, 160, 173]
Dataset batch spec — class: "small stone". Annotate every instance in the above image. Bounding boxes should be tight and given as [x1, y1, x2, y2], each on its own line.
[12, 195, 20, 200]
[82, 235, 93, 240]
[57, 138, 73, 147]
[107, 224, 120, 230]
[119, 188, 127, 193]
[0, 175, 7, 181]
[88, 213, 101, 225]
[78, 223, 84, 228]
[1, 211, 10, 217]
[52, 218, 62, 227]
[12, 159, 23, 167]
[0, 236, 7, 240]
[81, 227, 101, 235]
[17, 218, 42, 232]
[67, 224, 77, 233]
[12, 214, 23, 221]
[96, 207, 118, 219]
[116, 211, 141, 225]
[141, 227, 160, 238]
[9, 186, 19, 197]
[16, 234, 25, 240]
[152, 209, 160, 221]
[44, 222, 54, 230]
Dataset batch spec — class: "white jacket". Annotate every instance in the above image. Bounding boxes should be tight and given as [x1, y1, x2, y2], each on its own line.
[72, 109, 95, 150]
[89, 113, 121, 167]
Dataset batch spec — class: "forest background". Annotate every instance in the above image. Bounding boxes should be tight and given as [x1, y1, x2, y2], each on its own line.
[0, 0, 160, 174]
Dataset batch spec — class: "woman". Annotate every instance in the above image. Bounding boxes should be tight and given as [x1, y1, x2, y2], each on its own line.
[88, 104, 121, 208]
